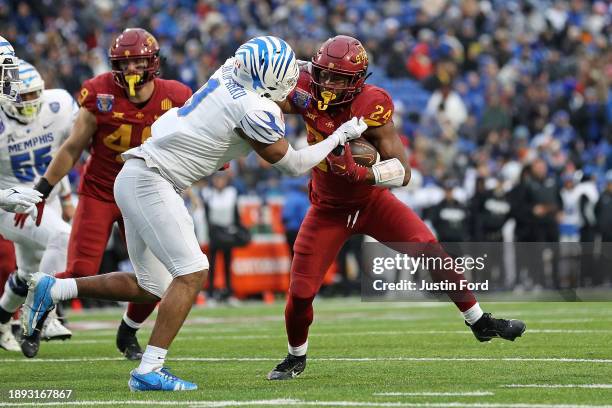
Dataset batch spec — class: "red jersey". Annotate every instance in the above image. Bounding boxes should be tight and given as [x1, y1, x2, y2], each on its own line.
[77, 72, 192, 202]
[288, 70, 394, 209]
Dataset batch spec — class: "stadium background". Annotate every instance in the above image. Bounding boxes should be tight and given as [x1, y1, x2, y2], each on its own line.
[1, 0, 611, 300]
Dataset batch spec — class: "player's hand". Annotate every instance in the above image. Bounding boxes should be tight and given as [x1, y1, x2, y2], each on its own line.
[61, 203, 75, 223]
[331, 117, 368, 145]
[326, 143, 368, 183]
[296, 59, 312, 74]
[14, 199, 45, 228]
[0, 187, 42, 213]
[13, 177, 55, 228]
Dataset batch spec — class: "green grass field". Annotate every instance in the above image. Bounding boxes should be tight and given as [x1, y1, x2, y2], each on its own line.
[2, 299, 612, 407]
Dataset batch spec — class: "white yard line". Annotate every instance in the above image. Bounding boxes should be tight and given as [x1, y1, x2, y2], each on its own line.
[373, 392, 494, 397]
[502, 384, 612, 389]
[43, 328, 612, 345]
[2, 356, 612, 364]
[1, 399, 612, 408]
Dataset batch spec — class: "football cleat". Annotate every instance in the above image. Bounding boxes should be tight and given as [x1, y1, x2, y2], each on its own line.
[128, 368, 198, 391]
[267, 354, 307, 380]
[0, 322, 20, 352]
[116, 325, 143, 361]
[467, 313, 526, 342]
[22, 273, 56, 337]
[41, 309, 72, 341]
[20, 326, 42, 358]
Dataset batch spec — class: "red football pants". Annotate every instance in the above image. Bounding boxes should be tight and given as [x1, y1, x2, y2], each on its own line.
[56, 194, 156, 324]
[286, 189, 477, 347]
[0, 236, 16, 297]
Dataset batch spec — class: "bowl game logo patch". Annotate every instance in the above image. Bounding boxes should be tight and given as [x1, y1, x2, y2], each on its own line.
[96, 94, 114, 112]
[291, 89, 311, 109]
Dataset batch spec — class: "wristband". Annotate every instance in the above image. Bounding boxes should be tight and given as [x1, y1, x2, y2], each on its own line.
[34, 177, 54, 199]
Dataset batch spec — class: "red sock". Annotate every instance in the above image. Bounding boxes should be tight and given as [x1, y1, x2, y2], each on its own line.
[125, 302, 157, 325]
[285, 295, 315, 347]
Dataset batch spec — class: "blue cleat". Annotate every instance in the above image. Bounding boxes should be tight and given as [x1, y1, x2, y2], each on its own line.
[21, 273, 56, 337]
[129, 368, 198, 392]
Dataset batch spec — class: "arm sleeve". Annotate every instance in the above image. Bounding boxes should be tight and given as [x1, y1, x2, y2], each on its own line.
[238, 109, 285, 144]
[273, 134, 339, 176]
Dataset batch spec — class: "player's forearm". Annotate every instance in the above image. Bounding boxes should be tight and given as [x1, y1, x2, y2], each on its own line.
[274, 135, 339, 176]
[43, 145, 80, 186]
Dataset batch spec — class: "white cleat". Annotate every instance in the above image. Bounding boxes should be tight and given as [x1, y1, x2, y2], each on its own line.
[0, 322, 21, 352]
[41, 309, 71, 341]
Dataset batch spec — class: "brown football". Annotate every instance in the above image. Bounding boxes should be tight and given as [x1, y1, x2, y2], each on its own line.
[349, 137, 379, 167]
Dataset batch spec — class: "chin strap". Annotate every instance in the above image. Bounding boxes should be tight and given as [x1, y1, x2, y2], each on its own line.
[372, 158, 405, 187]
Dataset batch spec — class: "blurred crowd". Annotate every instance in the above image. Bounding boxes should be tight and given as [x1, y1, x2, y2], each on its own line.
[2, 0, 611, 245]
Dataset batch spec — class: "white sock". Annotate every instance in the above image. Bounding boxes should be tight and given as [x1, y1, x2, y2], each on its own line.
[462, 303, 484, 325]
[122, 311, 142, 330]
[49, 278, 78, 303]
[137, 345, 167, 374]
[288, 340, 308, 357]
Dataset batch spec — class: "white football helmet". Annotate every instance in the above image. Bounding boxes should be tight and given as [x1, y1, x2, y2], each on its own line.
[232, 36, 299, 102]
[0, 36, 20, 102]
[3, 60, 44, 123]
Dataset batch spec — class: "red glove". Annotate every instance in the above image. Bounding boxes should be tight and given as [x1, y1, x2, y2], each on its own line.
[326, 143, 368, 183]
[218, 163, 230, 171]
[14, 199, 45, 228]
[13, 177, 53, 229]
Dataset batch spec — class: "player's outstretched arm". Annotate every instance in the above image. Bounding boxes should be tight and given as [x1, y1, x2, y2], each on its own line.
[42, 107, 97, 189]
[13, 107, 96, 228]
[241, 117, 368, 176]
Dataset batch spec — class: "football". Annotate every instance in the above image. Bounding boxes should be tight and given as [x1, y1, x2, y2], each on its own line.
[349, 137, 379, 167]
[333, 137, 379, 167]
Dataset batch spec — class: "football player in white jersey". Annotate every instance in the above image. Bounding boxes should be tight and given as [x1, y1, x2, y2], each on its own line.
[0, 60, 76, 355]
[0, 36, 43, 215]
[24, 36, 367, 391]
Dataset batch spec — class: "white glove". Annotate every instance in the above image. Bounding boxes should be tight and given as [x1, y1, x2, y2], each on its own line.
[296, 59, 312, 74]
[0, 187, 42, 217]
[330, 116, 368, 145]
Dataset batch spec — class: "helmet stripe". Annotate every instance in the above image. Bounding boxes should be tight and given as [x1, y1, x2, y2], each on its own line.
[280, 51, 295, 82]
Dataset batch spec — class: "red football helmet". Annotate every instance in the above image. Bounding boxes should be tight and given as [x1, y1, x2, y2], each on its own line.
[109, 28, 160, 95]
[311, 35, 369, 110]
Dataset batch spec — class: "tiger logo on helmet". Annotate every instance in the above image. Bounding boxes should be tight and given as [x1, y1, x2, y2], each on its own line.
[109, 28, 160, 97]
[0, 36, 21, 103]
[232, 36, 299, 102]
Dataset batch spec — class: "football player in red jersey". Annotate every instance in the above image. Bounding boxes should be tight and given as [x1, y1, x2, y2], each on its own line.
[268, 35, 526, 380]
[18, 28, 192, 359]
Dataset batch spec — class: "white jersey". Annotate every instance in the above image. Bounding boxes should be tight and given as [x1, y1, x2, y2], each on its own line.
[0, 89, 77, 191]
[124, 58, 285, 192]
